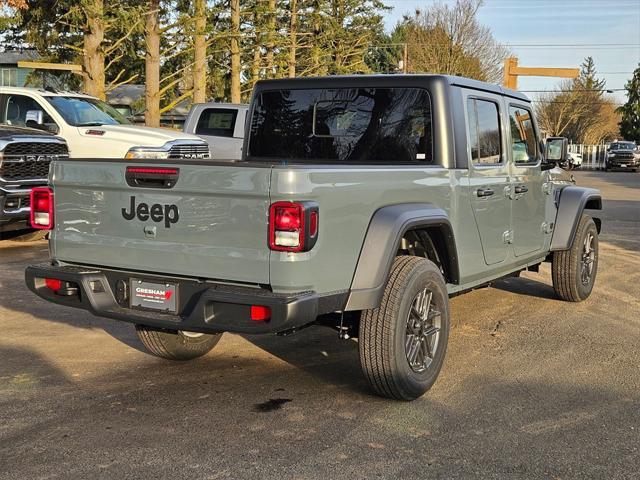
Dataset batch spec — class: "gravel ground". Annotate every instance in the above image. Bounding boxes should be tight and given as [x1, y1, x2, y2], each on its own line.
[0, 170, 638, 479]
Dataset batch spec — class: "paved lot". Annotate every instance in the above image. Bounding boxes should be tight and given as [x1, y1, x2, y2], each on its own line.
[1, 171, 639, 479]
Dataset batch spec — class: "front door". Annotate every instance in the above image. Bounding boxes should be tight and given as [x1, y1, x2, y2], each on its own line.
[507, 103, 546, 257]
[466, 95, 511, 266]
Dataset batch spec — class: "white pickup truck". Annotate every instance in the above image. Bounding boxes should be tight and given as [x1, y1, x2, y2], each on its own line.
[183, 102, 248, 160]
[0, 87, 210, 159]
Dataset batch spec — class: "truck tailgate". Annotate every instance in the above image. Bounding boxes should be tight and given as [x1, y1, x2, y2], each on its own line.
[51, 160, 271, 285]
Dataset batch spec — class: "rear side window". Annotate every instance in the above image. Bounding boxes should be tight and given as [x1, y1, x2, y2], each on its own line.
[509, 105, 538, 164]
[467, 98, 501, 164]
[248, 87, 433, 163]
[196, 108, 238, 137]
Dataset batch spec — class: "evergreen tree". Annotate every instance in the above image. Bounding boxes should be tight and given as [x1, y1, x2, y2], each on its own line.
[617, 64, 640, 142]
[575, 56, 605, 92]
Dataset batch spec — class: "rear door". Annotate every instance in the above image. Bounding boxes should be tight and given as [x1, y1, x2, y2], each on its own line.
[465, 93, 512, 266]
[51, 161, 272, 284]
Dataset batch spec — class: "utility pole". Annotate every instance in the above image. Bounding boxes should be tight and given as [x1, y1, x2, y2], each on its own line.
[503, 57, 579, 90]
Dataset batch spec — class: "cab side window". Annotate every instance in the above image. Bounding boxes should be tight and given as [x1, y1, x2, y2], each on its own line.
[2, 95, 55, 128]
[467, 98, 502, 164]
[509, 105, 538, 164]
[196, 108, 238, 137]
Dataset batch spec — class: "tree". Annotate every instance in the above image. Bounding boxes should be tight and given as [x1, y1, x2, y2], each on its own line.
[337, 0, 388, 74]
[618, 64, 640, 142]
[1, 0, 24, 6]
[393, 0, 508, 82]
[5, 0, 143, 96]
[81, 0, 106, 99]
[0, 0, 27, 40]
[145, 0, 161, 126]
[288, 0, 297, 78]
[536, 57, 620, 143]
[5, 0, 393, 114]
[229, 0, 240, 102]
[192, 0, 207, 103]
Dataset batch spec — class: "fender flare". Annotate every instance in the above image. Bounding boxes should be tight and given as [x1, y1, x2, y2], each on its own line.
[550, 186, 602, 251]
[344, 203, 459, 311]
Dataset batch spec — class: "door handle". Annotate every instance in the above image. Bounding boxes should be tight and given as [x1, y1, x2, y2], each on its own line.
[514, 185, 528, 194]
[476, 188, 495, 197]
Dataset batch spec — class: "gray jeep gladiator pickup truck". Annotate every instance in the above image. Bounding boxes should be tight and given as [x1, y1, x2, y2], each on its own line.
[1, 124, 68, 240]
[25, 75, 601, 400]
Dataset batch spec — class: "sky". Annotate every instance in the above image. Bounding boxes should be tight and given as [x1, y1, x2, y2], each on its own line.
[383, 0, 640, 105]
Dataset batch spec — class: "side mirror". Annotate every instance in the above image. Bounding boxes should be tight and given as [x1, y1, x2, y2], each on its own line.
[25, 110, 44, 126]
[543, 137, 568, 170]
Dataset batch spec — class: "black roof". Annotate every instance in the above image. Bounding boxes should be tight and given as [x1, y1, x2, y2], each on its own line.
[254, 74, 530, 103]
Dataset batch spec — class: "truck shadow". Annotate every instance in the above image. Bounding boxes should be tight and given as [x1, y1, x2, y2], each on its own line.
[0, 240, 148, 352]
[0, 345, 72, 390]
[491, 276, 558, 300]
[244, 326, 368, 395]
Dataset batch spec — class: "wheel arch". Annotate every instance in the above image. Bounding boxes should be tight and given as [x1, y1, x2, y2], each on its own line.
[344, 203, 459, 311]
[551, 186, 602, 251]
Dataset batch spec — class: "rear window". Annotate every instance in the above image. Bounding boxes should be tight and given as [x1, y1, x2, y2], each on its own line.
[195, 108, 238, 137]
[248, 87, 432, 163]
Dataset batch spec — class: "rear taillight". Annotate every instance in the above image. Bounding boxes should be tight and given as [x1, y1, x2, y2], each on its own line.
[268, 201, 319, 252]
[30, 187, 54, 230]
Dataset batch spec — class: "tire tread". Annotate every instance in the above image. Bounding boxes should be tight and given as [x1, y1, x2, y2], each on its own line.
[360, 256, 446, 400]
[552, 214, 597, 302]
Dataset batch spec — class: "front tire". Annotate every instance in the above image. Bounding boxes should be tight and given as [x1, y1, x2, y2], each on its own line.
[359, 256, 450, 401]
[136, 325, 222, 360]
[552, 214, 599, 302]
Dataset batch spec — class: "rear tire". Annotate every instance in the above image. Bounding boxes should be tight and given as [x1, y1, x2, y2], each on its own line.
[359, 256, 450, 401]
[135, 325, 222, 360]
[552, 214, 599, 302]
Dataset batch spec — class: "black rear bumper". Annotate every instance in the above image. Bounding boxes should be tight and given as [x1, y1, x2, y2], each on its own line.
[25, 263, 325, 335]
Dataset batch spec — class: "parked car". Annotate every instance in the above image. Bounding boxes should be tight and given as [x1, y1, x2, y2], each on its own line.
[605, 141, 638, 172]
[0, 123, 68, 240]
[565, 151, 583, 170]
[26, 75, 602, 400]
[0, 86, 210, 159]
[183, 103, 248, 160]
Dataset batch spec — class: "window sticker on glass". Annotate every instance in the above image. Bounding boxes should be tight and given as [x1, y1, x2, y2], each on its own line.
[209, 113, 233, 130]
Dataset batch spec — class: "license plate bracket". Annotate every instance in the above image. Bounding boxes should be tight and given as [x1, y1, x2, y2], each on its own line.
[130, 278, 178, 313]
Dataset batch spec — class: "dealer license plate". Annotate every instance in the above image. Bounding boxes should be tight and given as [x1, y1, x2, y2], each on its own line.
[130, 279, 178, 313]
[620, 164, 627, 168]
